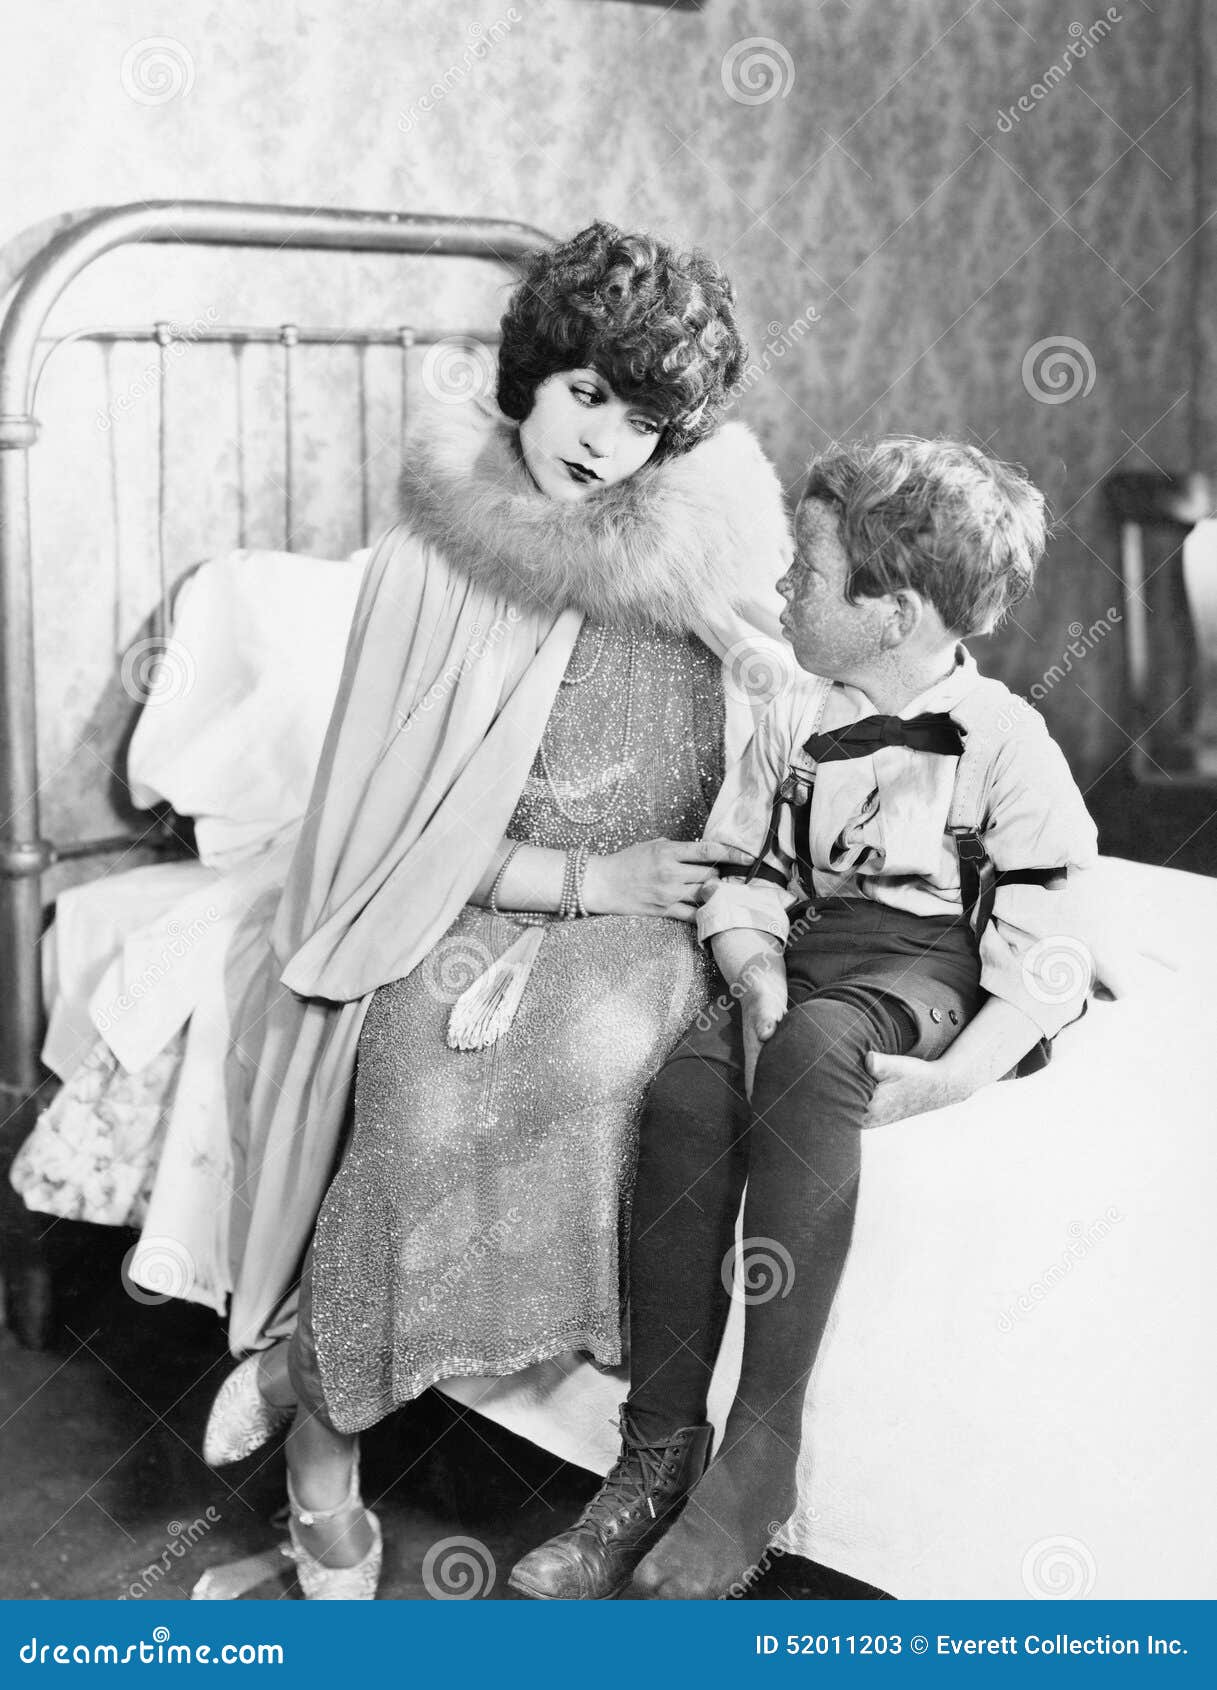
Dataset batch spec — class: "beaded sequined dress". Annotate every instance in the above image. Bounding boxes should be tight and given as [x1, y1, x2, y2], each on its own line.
[310, 621, 724, 1432]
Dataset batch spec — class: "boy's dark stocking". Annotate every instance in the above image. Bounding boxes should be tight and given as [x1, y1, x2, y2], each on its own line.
[626, 1033, 750, 1444]
[633, 985, 917, 1599]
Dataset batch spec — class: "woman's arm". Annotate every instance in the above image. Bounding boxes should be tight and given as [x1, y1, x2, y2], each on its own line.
[864, 996, 1044, 1127]
[470, 837, 754, 921]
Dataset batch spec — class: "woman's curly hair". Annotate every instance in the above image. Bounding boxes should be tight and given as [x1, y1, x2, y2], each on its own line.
[497, 221, 747, 458]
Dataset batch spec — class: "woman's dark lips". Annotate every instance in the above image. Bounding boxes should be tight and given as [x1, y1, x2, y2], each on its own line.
[562, 459, 600, 484]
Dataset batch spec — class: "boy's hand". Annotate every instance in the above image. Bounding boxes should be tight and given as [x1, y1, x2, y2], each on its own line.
[863, 1051, 971, 1128]
[741, 975, 788, 1100]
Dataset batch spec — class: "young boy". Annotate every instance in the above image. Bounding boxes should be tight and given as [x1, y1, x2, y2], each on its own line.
[509, 437, 1100, 1602]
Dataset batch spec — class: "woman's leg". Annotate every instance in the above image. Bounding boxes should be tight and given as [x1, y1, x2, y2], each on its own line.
[255, 1340, 296, 1409]
[285, 1251, 376, 1568]
[634, 986, 915, 1598]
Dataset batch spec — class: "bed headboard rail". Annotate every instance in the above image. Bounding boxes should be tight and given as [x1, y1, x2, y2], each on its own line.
[0, 200, 549, 1105]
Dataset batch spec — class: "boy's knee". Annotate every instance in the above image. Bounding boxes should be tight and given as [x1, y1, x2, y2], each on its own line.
[766, 995, 871, 1074]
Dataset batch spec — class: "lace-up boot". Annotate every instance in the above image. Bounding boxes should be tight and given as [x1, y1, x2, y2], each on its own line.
[508, 1406, 712, 1600]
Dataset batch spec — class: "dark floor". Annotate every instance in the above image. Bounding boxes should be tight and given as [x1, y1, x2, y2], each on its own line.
[0, 1225, 887, 1602]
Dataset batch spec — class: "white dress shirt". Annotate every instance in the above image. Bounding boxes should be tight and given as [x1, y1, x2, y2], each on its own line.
[697, 647, 1100, 1038]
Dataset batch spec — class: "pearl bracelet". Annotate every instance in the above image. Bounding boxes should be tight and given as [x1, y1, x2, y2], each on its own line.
[489, 841, 547, 926]
[558, 844, 589, 920]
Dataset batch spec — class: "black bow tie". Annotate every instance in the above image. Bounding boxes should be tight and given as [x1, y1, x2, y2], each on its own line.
[801, 711, 964, 764]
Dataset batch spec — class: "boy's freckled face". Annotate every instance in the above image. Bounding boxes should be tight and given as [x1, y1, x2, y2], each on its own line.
[777, 498, 887, 680]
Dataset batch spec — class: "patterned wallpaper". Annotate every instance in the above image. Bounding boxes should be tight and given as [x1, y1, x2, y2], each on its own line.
[0, 0, 1204, 856]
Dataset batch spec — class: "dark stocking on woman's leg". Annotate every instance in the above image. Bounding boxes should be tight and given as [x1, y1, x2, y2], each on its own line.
[634, 990, 914, 1598]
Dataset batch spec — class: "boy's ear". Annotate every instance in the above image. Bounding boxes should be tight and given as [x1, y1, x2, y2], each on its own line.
[880, 588, 923, 648]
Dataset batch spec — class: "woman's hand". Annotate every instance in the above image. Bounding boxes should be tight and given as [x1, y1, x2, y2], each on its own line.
[862, 1051, 971, 1128]
[582, 838, 753, 921]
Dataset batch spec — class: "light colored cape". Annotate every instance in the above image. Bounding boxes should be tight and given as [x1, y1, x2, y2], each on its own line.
[226, 396, 794, 1352]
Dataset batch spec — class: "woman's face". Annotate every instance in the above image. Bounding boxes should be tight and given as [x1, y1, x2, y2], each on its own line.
[518, 368, 664, 502]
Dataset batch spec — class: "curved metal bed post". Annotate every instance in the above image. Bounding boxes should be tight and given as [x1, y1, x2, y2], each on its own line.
[0, 200, 550, 1105]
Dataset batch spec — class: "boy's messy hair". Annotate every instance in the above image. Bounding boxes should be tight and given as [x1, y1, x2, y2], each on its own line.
[802, 437, 1048, 636]
[497, 221, 747, 459]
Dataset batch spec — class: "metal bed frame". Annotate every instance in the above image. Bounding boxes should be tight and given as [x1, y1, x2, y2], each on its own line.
[0, 200, 549, 1338]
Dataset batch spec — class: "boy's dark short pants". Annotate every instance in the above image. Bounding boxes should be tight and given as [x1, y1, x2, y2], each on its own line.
[692, 895, 984, 1067]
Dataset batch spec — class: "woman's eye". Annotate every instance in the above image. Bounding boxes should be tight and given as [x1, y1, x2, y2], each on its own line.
[572, 384, 603, 406]
[630, 415, 660, 436]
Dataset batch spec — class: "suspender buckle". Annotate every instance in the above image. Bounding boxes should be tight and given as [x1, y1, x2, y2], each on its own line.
[778, 764, 814, 808]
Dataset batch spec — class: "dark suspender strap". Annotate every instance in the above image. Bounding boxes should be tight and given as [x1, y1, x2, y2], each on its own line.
[952, 828, 1068, 944]
[792, 777, 816, 894]
[746, 862, 790, 889]
[742, 785, 790, 886]
[950, 825, 992, 940]
[994, 868, 1062, 890]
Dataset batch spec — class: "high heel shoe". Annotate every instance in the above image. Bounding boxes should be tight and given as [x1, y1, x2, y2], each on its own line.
[202, 1353, 294, 1467]
[286, 1448, 382, 1600]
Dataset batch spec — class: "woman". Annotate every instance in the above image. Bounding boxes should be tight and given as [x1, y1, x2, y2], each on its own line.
[199, 222, 794, 1599]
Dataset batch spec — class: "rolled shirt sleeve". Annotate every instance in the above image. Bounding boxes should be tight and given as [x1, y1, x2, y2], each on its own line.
[696, 694, 801, 946]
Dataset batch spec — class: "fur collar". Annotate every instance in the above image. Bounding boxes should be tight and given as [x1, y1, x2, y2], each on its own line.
[398, 397, 792, 632]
